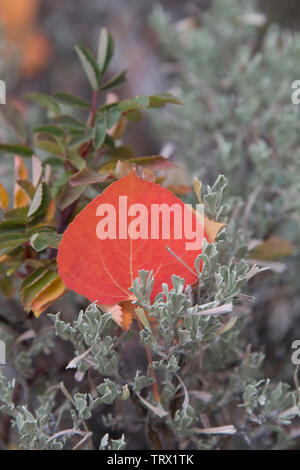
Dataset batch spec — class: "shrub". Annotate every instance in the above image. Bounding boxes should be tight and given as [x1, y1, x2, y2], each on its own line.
[0, 6, 299, 450]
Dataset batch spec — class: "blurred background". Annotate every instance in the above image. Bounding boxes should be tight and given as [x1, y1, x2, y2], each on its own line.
[0, 0, 300, 152]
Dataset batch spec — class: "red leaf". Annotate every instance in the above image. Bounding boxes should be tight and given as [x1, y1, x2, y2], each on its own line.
[57, 170, 207, 306]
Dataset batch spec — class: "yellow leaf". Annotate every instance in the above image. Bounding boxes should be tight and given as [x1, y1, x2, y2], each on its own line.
[0, 181, 9, 210]
[204, 216, 226, 244]
[250, 237, 293, 261]
[31, 276, 67, 318]
[45, 199, 56, 224]
[216, 316, 238, 336]
[14, 155, 29, 208]
[193, 176, 203, 204]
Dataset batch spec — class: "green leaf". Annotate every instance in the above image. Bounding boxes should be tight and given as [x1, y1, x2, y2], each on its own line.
[53, 92, 90, 109]
[4, 207, 28, 220]
[105, 107, 121, 129]
[0, 104, 27, 141]
[30, 231, 62, 252]
[0, 219, 27, 232]
[56, 115, 85, 130]
[118, 96, 149, 112]
[66, 152, 86, 171]
[148, 93, 183, 108]
[75, 45, 101, 91]
[0, 233, 28, 248]
[43, 156, 64, 169]
[21, 267, 48, 290]
[34, 132, 64, 155]
[58, 183, 87, 211]
[100, 70, 127, 91]
[0, 144, 33, 157]
[0, 233, 28, 255]
[21, 269, 58, 311]
[94, 122, 106, 150]
[97, 28, 115, 75]
[33, 125, 64, 137]
[27, 183, 51, 219]
[16, 180, 35, 199]
[68, 128, 94, 148]
[24, 92, 60, 114]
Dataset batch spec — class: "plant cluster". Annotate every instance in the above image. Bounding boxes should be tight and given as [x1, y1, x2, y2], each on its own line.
[0, 4, 300, 450]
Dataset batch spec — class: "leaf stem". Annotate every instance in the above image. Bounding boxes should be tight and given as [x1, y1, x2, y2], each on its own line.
[80, 90, 98, 159]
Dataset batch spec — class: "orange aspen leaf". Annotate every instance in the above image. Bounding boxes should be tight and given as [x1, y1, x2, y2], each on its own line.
[57, 170, 208, 328]
[0, 181, 9, 210]
[31, 276, 67, 318]
[14, 155, 29, 208]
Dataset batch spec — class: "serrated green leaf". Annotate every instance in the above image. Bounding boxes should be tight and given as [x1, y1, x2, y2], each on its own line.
[0, 233, 28, 248]
[16, 180, 35, 199]
[0, 233, 28, 255]
[0, 219, 27, 233]
[30, 231, 62, 252]
[27, 183, 51, 219]
[97, 28, 115, 75]
[4, 207, 28, 220]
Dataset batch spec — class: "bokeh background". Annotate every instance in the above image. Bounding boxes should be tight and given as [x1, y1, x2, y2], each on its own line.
[1, 0, 300, 450]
